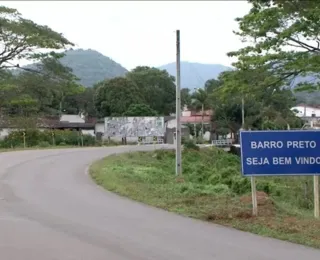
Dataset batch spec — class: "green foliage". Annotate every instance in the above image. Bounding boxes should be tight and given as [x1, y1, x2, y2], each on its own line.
[191, 88, 210, 111]
[94, 66, 176, 117]
[93, 148, 315, 210]
[0, 59, 85, 116]
[0, 5, 97, 117]
[0, 5, 73, 69]
[126, 66, 176, 115]
[210, 69, 303, 131]
[181, 88, 192, 108]
[229, 0, 320, 93]
[0, 129, 95, 148]
[204, 78, 222, 93]
[183, 140, 200, 151]
[91, 148, 320, 248]
[123, 103, 158, 116]
[94, 77, 143, 117]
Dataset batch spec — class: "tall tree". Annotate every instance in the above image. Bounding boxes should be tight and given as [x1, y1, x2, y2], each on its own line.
[127, 66, 176, 115]
[0, 6, 73, 69]
[36, 58, 85, 115]
[228, 0, 320, 93]
[181, 88, 192, 109]
[94, 77, 143, 117]
[204, 78, 222, 93]
[123, 104, 158, 116]
[214, 69, 302, 131]
[64, 88, 97, 117]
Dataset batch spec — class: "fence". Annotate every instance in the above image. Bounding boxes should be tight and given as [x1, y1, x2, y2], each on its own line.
[138, 136, 164, 145]
[211, 139, 233, 147]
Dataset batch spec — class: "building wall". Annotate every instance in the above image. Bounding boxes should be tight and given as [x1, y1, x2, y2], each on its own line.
[165, 128, 190, 144]
[104, 117, 165, 137]
[291, 106, 320, 117]
[81, 129, 95, 136]
[95, 123, 105, 134]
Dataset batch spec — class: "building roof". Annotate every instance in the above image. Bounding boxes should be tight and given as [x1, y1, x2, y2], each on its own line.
[190, 110, 213, 116]
[181, 116, 211, 124]
[60, 114, 85, 123]
[0, 116, 96, 129]
[294, 104, 320, 109]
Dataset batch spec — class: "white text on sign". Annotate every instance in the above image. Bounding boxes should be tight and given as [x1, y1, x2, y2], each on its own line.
[246, 157, 320, 165]
[250, 141, 317, 149]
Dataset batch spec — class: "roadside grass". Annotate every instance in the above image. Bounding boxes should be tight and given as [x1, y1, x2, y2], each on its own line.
[0, 142, 123, 153]
[0, 142, 131, 153]
[0, 145, 78, 152]
[89, 147, 320, 248]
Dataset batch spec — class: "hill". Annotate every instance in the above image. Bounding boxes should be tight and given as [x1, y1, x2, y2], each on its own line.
[60, 49, 128, 87]
[19, 49, 128, 87]
[159, 62, 232, 89]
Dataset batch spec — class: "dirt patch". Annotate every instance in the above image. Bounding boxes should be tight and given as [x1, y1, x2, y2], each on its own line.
[207, 192, 276, 221]
[175, 177, 185, 183]
[240, 192, 275, 217]
[240, 191, 270, 206]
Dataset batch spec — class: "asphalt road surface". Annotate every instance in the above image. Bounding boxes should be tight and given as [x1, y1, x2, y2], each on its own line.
[0, 146, 319, 260]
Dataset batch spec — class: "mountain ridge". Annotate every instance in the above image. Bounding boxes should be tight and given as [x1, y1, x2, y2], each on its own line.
[18, 49, 128, 87]
[158, 62, 233, 89]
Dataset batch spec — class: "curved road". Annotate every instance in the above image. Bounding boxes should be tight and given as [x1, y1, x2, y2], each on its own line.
[0, 146, 319, 260]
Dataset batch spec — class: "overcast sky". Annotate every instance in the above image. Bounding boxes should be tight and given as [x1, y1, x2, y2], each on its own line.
[2, 1, 251, 70]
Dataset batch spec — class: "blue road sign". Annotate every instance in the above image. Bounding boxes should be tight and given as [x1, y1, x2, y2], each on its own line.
[240, 130, 320, 176]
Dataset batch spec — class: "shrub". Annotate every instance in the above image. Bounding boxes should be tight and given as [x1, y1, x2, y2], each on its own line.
[183, 140, 200, 151]
[37, 141, 51, 148]
[0, 129, 96, 148]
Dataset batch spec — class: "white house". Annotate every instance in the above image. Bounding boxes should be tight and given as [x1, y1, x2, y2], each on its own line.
[291, 104, 320, 117]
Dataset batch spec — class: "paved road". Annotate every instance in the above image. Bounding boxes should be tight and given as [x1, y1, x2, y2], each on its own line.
[0, 146, 319, 260]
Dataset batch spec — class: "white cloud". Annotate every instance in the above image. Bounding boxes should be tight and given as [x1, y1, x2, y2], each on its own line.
[1, 1, 251, 70]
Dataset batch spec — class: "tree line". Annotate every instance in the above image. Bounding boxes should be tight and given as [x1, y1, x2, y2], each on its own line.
[1, 2, 316, 137]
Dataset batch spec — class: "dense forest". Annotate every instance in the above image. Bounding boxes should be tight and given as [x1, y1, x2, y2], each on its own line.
[1, 2, 319, 135]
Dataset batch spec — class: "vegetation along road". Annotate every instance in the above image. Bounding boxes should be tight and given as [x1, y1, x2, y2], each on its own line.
[0, 146, 318, 260]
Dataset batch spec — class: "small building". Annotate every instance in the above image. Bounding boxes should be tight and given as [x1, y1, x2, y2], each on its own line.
[291, 104, 320, 118]
[0, 114, 97, 139]
[165, 118, 190, 144]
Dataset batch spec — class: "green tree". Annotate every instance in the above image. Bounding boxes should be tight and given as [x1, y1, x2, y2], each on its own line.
[0, 6, 73, 69]
[36, 58, 85, 115]
[228, 0, 320, 93]
[94, 77, 143, 117]
[123, 104, 158, 116]
[127, 66, 176, 115]
[204, 78, 222, 93]
[181, 88, 191, 109]
[13, 71, 56, 115]
[64, 88, 97, 117]
[214, 69, 302, 131]
[0, 59, 84, 117]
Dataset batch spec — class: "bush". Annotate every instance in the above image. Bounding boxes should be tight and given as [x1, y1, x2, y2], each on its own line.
[37, 141, 51, 148]
[0, 129, 96, 148]
[183, 140, 200, 151]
